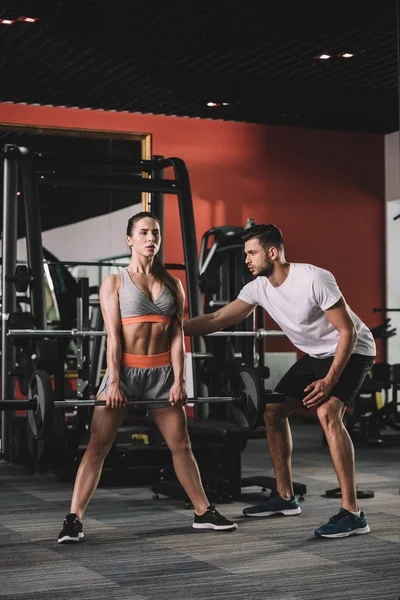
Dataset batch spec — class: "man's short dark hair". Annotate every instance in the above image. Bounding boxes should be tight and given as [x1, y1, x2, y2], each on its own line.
[242, 224, 284, 251]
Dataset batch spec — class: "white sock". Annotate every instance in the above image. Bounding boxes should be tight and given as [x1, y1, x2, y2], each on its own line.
[349, 510, 361, 517]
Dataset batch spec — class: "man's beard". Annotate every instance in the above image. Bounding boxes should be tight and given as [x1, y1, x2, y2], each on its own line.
[255, 260, 274, 278]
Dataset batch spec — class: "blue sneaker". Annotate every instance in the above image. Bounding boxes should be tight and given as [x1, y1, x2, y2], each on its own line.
[314, 508, 370, 539]
[243, 495, 301, 518]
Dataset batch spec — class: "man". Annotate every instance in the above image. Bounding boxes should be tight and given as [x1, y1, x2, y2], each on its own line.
[184, 224, 376, 538]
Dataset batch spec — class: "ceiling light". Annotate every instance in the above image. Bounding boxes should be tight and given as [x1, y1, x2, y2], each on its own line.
[18, 16, 39, 23]
[207, 102, 220, 107]
[316, 54, 331, 60]
[340, 52, 354, 58]
[0, 19, 15, 25]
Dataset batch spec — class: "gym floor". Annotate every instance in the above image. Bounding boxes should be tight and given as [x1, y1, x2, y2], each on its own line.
[0, 421, 399, 600]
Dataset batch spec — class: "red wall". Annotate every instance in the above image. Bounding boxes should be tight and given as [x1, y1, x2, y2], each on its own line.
[0, 103, 386, 359]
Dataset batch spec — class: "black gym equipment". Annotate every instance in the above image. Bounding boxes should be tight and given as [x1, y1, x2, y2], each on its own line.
[343, 314, 400, 447]
[324, 487, 375, 500]
[1, 145, 204, 461]
[370, 317, 397, 340]
[347, 361, 400, 446]
[1, 145, 46, 453]
[199, 225, 254, 372]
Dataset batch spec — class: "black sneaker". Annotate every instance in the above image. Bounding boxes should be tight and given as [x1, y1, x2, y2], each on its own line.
[58, 513, 84, 543]
[192, 505, 238, 531]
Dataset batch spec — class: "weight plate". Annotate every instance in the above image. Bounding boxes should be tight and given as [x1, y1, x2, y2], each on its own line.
[27, 370, 54, 440]
[230, 367, 263, 431]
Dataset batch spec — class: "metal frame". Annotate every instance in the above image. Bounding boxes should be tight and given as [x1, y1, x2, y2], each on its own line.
[1, 145, 18, 451]
[149, 155, 165, 263]
[1, 145, 47, 453]
[19, 147, 47, 329]
[0, 145, 205, 457]
[76, 278, 90, 399]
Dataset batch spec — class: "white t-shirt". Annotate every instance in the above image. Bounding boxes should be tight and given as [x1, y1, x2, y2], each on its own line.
[237, 263, 376, 358]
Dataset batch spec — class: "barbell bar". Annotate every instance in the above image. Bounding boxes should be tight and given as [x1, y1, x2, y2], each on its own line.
[0, 396, 241, 411]
[192, 352, 242, 359]
[7, 328, 286, 339]
[2, 368, 284, 441]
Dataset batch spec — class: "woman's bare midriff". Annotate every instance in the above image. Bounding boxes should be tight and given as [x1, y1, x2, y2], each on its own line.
[121, 322, 170, 355]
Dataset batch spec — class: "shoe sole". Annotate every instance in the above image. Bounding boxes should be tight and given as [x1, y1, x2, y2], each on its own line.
[315, 525, 370, 539]
[192, 523, 238, 531]
[58, 532, 84, 543]
[243, 507, 302, 518]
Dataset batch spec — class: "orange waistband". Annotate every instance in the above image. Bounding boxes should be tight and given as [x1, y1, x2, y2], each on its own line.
[121, 315, 171, 326]
[121, 350, 171, 368]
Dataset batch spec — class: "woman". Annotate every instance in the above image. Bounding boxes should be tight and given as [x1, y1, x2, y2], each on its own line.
[58, 212, 237, 542]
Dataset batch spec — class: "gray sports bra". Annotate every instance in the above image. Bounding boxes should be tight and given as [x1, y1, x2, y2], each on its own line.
[119, 268, 176, 322]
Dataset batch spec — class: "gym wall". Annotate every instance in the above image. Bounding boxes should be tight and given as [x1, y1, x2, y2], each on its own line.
[0, 102, 386, 360]
[384, 131, 400, 365]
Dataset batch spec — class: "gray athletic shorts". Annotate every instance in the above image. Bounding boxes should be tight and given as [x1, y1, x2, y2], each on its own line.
[97, 354, 174, 402]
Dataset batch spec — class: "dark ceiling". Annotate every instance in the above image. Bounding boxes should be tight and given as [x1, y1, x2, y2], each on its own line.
[0, 0, 399, 134]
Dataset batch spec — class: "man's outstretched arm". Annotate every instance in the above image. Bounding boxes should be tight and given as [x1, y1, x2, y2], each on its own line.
[183, 299, 256, 337]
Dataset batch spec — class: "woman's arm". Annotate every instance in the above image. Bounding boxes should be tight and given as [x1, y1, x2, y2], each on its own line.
[99, 274, 127, 408]
[169, 278, 187, 407]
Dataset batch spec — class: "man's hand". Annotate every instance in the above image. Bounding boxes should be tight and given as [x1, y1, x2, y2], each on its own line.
[303, 377, 335, 408]
[106, 383, 128, 409]
[169, 381, 188, 408]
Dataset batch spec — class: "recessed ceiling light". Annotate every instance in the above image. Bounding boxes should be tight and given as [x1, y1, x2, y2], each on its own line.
[18, 16, 39, 23]
[316, 54, 331, 60]
[340, 52, 354, 58]
[0, 19, 15, 25]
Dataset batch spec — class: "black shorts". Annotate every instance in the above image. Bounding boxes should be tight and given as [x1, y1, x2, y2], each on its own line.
[274, 353, 375, 406]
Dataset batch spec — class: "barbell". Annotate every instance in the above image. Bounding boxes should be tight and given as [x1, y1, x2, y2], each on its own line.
[7, 328, 287, 338]
[1, 369, 284, 442]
